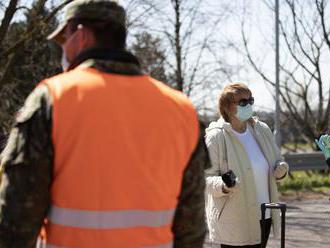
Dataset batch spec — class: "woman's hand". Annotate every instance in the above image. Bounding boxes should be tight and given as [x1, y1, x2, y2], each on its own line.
[222, 178, 240, 194]
[274, 161, 289, 179]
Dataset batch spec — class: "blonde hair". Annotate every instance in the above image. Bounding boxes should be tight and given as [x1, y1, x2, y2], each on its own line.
[218, 83, 252, 122]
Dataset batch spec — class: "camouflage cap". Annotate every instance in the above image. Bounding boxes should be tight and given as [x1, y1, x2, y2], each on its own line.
[48, 0, 126, 44]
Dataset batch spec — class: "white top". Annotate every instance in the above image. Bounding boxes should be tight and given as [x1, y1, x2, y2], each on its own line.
[232, 127, 271, 219]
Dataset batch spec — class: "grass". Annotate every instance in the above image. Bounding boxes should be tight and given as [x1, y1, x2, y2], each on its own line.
[278, 171, 330, 193]
[281, 142, 313, 152]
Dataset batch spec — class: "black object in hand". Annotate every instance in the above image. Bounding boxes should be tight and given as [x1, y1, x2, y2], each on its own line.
[221, 170, 237, 188]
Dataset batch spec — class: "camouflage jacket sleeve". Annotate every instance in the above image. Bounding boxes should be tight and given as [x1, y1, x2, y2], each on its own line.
[172, 124, 210, 248]
[0, 85, 53, 248]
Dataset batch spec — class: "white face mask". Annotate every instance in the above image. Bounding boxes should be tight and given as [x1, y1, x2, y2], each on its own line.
[61, 50, 70, 71]
[236, 104, 253, 122]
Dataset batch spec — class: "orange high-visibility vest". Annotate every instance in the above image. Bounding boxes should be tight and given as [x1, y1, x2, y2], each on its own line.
[41, 67, 199, 248]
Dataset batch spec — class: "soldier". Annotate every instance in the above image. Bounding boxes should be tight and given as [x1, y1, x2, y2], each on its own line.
[0, 0, 209, 247]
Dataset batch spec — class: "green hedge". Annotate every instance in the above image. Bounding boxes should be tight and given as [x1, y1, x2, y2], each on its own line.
[278, 171, 330, 192]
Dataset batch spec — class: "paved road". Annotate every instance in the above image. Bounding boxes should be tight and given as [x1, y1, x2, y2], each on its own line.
[268, 198, 330, 248]
[204, 198, 330, 248]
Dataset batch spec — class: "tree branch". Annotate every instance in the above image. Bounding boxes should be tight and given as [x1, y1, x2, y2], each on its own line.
[0, 0, 19, 47]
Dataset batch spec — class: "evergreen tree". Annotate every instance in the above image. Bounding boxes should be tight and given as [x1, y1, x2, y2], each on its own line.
[0, 2, 61, 132]
[131, 32, 172, 84]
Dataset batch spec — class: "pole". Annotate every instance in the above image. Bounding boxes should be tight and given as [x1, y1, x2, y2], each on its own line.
[275, 0, 281, 146]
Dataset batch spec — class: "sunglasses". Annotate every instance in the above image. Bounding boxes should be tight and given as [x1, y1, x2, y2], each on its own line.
[237, 97, 254, 107]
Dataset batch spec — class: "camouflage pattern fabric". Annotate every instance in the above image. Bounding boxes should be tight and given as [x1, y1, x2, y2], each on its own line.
[0, 85, 53, 248]
[65, 0, 126, 24]
[48, 0, 126, 44]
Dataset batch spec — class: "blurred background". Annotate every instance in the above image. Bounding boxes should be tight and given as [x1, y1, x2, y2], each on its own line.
[1, 1, 330, 246]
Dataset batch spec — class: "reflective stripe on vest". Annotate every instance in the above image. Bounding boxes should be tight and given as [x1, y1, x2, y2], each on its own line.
[45, 242, 173, 248]
[48, 205, 175, 229]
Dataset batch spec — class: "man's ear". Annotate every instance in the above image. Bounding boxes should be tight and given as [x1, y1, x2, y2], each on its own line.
[80, 25, 96, 48]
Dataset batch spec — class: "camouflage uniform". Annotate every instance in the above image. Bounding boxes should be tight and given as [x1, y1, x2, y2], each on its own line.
[0, 0, 210, 247]
[0, 52, 210, 248]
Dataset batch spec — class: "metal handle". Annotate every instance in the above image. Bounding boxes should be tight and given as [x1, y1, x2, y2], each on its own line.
[261, 202, 286, 248]
[263, 202, 287, 210]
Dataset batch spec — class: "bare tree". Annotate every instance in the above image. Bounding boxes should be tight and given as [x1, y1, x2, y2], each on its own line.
[130, 31, 169, 82]
[124, 0, 240, 120]
[242, 0, 330, 147]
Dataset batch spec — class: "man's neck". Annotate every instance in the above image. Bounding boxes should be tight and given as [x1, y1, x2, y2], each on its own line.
[67, 47, 142, 75]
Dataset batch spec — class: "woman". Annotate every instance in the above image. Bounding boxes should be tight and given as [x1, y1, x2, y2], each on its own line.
[205, 83, 288, 248]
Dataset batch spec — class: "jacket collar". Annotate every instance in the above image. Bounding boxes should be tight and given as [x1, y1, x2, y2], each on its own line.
[206, 116, 259, 133]
[67, 47, 143, 76]
[206, 116, 272, 168]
